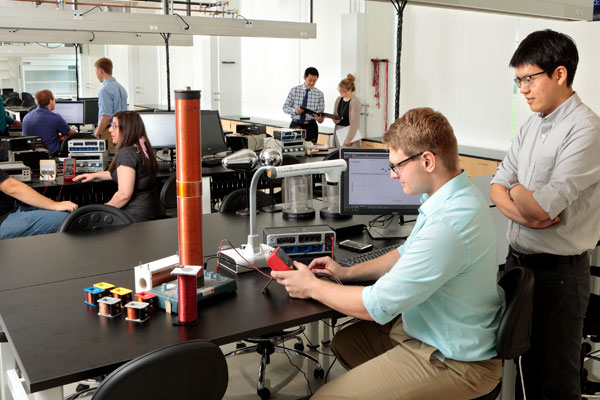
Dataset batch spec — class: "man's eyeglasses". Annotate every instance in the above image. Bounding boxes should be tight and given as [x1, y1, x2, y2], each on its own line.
[514, 71, 546, 89]
[389, 152, 424, 175]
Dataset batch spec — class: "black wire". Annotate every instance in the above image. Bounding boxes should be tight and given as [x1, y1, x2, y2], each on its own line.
[89, 32, 96, 42]
[82, 5, 102, 16]
[391, 0, 407, 120]
[324, 357, 337, 383]
[301, 332, 335, 357]
[160, 33, 172, 111]
[174, 13, 191, 30]
[282, 341, 313, 396]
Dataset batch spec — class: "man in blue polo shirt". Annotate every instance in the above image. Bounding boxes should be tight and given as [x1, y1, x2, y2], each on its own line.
[93, 57, 127, 149]
[22, 90, 75, 156]
[272, 108, 504, 399]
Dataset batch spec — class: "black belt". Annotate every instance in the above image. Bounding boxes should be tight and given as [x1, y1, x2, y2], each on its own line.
[509, 246, 588, 267]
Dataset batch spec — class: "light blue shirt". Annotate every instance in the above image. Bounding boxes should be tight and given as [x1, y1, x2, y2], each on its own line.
[362, 172, 504, 361]
[98, 77, 128, 124]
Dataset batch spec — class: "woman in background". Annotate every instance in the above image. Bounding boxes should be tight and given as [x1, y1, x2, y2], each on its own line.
[332, 74, 361, 148]
[74, 111, 159, 221]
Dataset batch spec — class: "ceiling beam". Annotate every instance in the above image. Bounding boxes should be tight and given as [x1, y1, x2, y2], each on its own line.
[0, 6, 317, 39]
[0, 28, 193, 46]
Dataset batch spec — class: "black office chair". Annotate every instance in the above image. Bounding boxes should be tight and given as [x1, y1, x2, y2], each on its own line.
[219, 188, 273, 213]
[4, 97, 22, 107]
[59, 205, 135, 233]
[581, 265, 600, 395]
[6, 92, 19, 99]
[88, 340, 228, 400]
[59, 132, 96, 157]
[159, 173, 177, 218]
[472, 266, 535, 400]
[21, 92, 33, 102]
[225, 325, 323, 400]
[21, 97, 36, 108]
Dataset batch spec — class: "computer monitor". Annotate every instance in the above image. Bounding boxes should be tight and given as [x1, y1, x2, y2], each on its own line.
[79, 98, 99, 125]
[201, 110, 228, 156]
[138, 110, 228, 154]
[339, 148, 422, 238]
[138, 112, 176, 149]
[53, 101, 85, 125]
[2, 88, 14, 95]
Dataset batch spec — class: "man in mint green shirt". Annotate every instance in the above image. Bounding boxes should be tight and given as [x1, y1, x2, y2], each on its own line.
[272, 107, 504, 399]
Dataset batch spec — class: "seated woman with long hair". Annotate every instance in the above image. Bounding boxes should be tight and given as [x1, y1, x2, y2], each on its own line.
[74, 111, 159, 221]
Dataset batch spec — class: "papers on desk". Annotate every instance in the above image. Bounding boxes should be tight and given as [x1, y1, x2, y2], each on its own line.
[335, 126, 362, 146]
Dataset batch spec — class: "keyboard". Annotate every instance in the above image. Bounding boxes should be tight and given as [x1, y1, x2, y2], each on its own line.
[338, 244, 399, 267]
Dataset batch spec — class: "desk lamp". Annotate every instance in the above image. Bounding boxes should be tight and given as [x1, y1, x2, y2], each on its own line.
[221, 149, 259, 216]
[259, 146, 283, 213]
[218, 159, 347, 274]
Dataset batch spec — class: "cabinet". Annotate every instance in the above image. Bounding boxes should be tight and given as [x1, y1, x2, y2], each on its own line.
[459, 156, 500, 177]
[361, 140, 387, 149]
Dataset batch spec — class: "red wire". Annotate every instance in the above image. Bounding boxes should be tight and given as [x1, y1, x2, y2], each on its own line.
[384, 60, 389, 133]
[330, 235, 335, 259]
[57, 182, 65, 201]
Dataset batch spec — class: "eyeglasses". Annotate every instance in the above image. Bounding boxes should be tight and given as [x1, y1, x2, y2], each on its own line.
[514, 71, 546, 89]
[388, 152, 424, 175]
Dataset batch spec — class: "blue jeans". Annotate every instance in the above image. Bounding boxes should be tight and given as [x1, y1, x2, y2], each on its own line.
[0, 205, 69, 239]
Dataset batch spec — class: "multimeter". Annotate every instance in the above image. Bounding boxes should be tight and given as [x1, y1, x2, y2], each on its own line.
[63, 158, 76, 180]
[267, 247, 295, 272]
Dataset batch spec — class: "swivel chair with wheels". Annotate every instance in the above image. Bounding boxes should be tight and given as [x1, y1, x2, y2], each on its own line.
[581, 264, 600, 396]
[224, 325, 324, 400]
[159, 173, 177, 218]
[472, 266, 535, 400]
[59, 204, 134, 233]
[4, 97, 22, 107]
[88, 340, 228, 400]
[21, 97, 36, 108]
[219, 188, 272, 213]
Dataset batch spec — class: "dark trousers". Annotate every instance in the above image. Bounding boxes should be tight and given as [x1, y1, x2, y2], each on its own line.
[506, 247, 590, 400]
[289, 119, 318, 143]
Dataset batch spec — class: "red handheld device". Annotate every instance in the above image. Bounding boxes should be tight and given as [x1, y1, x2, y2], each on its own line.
[267, 247, 295, 272]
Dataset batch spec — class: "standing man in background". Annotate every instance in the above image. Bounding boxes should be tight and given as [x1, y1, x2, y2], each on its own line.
[283, 67, 325, 143]
[491, 29, 600, 400]
[22, 89, 76, 156]
[94, 57, 128, 149]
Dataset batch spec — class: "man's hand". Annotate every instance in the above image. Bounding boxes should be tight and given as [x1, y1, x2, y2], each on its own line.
[314, 114, 325, 123]
[308, 256, 348, 281]
[53, 201, 78, 212]
[525, 215, 560, 229]
[271, 261, 320, 299]
[295, 107, 304, 115]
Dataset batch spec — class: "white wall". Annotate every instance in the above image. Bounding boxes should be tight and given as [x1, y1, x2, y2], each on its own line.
[398, 5, 600, 151]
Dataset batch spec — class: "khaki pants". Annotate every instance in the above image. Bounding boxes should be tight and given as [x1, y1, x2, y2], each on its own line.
[312, 319, 501, 400]
[99, 127, 116, 152]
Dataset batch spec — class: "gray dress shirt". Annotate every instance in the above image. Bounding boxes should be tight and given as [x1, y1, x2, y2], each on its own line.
[492, 93, 600, 255]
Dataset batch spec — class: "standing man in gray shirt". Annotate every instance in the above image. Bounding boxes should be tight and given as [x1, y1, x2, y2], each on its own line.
[491, 29, 600, 400]
[94, 57, 128, 150]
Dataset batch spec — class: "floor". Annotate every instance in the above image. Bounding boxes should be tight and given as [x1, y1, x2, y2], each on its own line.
[64, 323, 347, 400]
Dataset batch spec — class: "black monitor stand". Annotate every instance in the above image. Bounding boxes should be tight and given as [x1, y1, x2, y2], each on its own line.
[367, 214, 416, 239]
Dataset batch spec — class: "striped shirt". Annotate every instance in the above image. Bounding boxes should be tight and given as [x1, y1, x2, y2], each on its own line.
[283, 84, 324, 122]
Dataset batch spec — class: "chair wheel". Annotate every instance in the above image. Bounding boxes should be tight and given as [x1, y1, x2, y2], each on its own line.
[75, 383, 90, 392]
[258, 387, 271, 399]
[236, 342, 247, 349]
[314, 368, 324, 379]
[294, 342, 304, 351]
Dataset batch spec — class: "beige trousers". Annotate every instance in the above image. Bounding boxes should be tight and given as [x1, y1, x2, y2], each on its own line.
[312, 319, 501, 400]
[99, 127, 116, 152]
